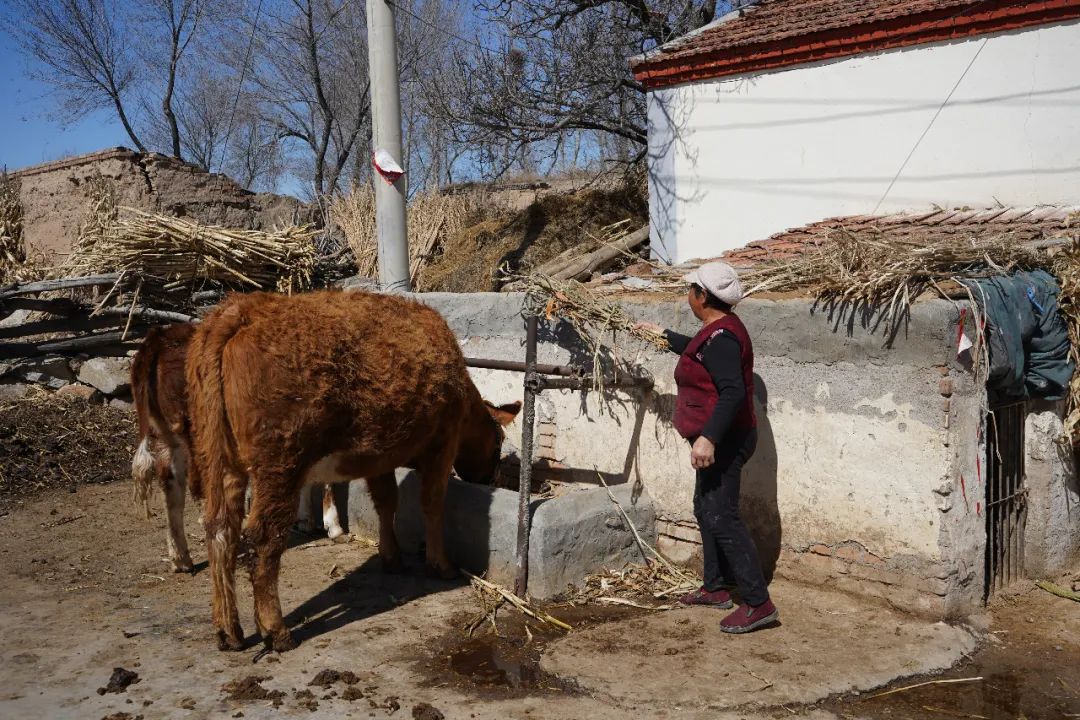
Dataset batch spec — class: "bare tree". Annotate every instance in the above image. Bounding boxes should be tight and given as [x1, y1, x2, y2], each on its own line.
[143, 0, 206, 158]
[6, 0, 149, 152]
[426, 0, 720, 176]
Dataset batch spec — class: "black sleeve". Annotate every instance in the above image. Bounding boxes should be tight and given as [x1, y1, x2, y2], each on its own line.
[699, 333, 745, 443]
[663, 330, 692, 355]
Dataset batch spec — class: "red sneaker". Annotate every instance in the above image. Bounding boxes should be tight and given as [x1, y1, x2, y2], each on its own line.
[678, 587, 734, 608]
[720, 599, 779, 633]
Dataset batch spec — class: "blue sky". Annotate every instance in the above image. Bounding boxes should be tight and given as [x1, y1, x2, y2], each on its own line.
[0, 31, 129, 172]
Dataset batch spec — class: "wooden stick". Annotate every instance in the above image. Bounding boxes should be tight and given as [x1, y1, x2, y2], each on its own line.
[463, 570, 572, 631]
[552, 227, 649, 282]
[1036, 580, 1080, 602]
[594, 471, 697, 585]
[0, 273, 123, 299]
[0, 327, 150, 359]
[865, 677, 983, 700]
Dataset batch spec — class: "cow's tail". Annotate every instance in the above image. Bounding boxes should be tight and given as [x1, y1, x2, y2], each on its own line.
[187, 302, 248, 538]
[130, 328, 162, 519]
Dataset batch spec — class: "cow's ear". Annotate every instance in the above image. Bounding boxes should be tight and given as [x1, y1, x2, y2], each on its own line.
[487, 400, 522, 426]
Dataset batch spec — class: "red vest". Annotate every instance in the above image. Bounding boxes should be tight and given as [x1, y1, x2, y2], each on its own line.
[672, 314, 756, 440]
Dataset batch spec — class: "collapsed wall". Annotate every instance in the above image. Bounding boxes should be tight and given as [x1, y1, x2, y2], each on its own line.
[417, 292, 1080, 617]
[10, 147, 304, 260]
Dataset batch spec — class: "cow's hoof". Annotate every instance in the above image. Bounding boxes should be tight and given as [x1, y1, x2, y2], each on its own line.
[216, 630, 245, 652]
[267, 631, 297, 653]
[172, 558, 195, 574]
[381, 555, 405, 575]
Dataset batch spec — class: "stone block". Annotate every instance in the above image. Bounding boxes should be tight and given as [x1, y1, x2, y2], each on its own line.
[348, 471, 527, 588]
[347, 475, 657, 599]
[56, 383, 102, 402]
[527, 483, 656, 599]
[12, 356, 75, 389]
[77, 357, 131, 396]
[110, 397, 134, 411]
[0, 383, 32, 401]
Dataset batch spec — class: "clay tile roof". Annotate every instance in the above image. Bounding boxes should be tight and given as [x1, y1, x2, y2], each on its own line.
[632, 0, 1080, 89]
[721, 206, 1080, 268]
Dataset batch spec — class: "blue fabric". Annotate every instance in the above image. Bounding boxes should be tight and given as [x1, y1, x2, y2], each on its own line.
[964, 270, 1074, 401]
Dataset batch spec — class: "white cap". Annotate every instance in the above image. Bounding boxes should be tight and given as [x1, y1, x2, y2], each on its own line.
[682, 261, 743, 306]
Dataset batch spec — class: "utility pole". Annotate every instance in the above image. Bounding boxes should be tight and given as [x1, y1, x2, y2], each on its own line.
[367, 0, 411, 292]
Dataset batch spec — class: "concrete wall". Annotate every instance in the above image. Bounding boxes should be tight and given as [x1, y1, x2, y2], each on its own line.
[402, 291, 1076, 617]
[1025, 401, 1080, 577]
[647, 20, 1080, 262]
[10, 148, 304, 259]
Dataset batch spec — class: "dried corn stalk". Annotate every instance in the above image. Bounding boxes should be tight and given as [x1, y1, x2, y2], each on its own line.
[0, 172, 31, 283]
[64, 208, 318, 298]
[521, 272, 667, 389]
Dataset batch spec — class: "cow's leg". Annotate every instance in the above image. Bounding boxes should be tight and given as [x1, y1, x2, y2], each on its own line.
[418, 444, 456, 580]
[366, 473, 403, 574]
[206, 471, 246, 651]
[243, 475, 298, 653]
[322, 484, 344, 539]
[164, 444, 194, 573]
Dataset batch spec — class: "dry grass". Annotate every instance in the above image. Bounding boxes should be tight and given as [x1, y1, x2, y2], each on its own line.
[1053, 214, 1080, 444]
[421, 186, 648, 292]
[63, 207, 318, 299]
[328, 183, 485, 286]
[0, 171, 42, 285]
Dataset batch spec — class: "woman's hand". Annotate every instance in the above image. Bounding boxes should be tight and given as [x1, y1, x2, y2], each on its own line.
[633, 322, 664, 335]
[691, 436, 716, 469]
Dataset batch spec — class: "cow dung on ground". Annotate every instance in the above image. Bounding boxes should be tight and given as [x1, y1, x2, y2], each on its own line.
[0, 390, 136, 514]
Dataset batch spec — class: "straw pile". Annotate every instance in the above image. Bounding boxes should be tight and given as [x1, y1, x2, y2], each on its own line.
[328, 183, 483, 285]
[522, 273, 668, 386]
[739, 229, 1045, 326]
[64, 207, 319, 297]
[570, 562, 698, 609]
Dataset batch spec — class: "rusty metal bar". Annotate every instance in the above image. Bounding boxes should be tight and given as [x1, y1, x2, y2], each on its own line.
[514, 315, 539, 596]
[465, 356, 581, 377]
[539, 375, 654, 391]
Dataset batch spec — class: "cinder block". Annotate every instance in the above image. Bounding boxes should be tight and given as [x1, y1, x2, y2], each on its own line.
[347, 474, 657, 599]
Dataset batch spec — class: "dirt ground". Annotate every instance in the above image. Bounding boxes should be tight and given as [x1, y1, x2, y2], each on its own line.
[0, 475, 1078, 719]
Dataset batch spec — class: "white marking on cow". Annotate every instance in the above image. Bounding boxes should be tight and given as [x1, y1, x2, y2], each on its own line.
[323, 491, 344, 539]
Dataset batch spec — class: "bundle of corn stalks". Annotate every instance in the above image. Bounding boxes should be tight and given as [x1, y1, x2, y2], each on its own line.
[64, 208, 318, 297]
[1052, 214, 1080, 443]
[75, 172, 118, 252]
[328, 183, 483, 284]
[522, 273, 668, 387]
[740, 229, 1046, 330]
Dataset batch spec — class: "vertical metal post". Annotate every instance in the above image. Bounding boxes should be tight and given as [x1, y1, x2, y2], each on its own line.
[366, 0, 411, 292]
[515, 315, 539, 596]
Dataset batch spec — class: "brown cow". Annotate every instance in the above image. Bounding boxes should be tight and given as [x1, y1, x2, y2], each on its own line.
[131, 323, 198, 573]
[131, 325, 347, 574]
[186, 290, 520, 652]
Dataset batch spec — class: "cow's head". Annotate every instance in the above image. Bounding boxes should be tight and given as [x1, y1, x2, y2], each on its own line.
[455, 400, 522, 485]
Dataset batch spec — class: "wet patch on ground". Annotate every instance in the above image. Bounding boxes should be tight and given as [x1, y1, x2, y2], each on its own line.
[424, 604, 647, 697]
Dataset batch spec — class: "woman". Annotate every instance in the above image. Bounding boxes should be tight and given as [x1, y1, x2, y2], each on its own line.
[635, 261, 778, 634]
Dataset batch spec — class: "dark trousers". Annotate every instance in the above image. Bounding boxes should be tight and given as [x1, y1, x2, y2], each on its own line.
[693, 428, 769, 606]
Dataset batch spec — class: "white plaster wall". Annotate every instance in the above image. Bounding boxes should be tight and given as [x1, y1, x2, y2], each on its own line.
[462, 359, 950, 563]
[648, 21, 1080, 263]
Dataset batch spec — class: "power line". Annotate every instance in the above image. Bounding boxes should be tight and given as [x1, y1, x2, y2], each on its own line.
[220, 0, 265, 170]
[872, 36, 989, 214]
[384, 0, 501, 56]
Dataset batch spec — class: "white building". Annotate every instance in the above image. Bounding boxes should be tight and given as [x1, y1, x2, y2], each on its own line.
[633, 0, 1080, 264]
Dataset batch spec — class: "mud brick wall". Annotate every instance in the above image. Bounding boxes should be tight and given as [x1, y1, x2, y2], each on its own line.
[11, 147, 305, 260]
